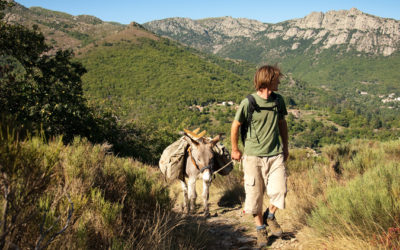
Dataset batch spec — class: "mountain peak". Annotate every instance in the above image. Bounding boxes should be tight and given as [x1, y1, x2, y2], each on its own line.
[349, 7, 362, 15]
[296, 7, 398, 32]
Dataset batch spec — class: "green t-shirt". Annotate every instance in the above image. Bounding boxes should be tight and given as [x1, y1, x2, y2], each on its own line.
[234, 92, 288, 157]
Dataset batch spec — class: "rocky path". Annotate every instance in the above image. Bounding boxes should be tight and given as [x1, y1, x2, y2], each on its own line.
[204, 204, 300, 249]
[172, 185, 302, 249]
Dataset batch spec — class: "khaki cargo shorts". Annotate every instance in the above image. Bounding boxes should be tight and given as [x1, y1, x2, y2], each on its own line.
[243, 154, 287, 215]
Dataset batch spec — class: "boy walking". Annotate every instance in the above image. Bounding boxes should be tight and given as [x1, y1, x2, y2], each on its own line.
[231, 65, 289, 247]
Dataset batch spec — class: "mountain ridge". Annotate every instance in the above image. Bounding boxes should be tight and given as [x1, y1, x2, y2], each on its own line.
[6, 2, 400, 57]
[4, 1, 125, 51]
[143, 8, 400, 56]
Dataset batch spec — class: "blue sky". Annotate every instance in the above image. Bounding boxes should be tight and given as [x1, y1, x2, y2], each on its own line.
[16, 0, 400, 24]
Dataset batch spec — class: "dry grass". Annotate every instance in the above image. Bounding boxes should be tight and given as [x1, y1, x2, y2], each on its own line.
[281, 140, 400, 249]
[165, 139, 399, 249]
[0, 134, 211, 249]
[296, 226, 373, 250]
[3, 131, 399, 249]
[127, 206, 209, 250]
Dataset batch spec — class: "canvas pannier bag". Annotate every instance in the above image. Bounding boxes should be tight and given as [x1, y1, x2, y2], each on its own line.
[159, 137, 189, 181]
[212, 142, 233, 176]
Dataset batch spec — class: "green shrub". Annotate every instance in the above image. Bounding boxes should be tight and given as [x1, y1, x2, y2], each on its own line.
[308, 162, 400, 239]
[286, 147, 322, 174]
[0, 133, 178, 249]
[0, 131, 65, 249]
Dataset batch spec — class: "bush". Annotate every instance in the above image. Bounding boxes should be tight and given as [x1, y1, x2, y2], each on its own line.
[284, 139, 400, 249]
[307, 162, 400, 240]
[0, 132, 192, 249]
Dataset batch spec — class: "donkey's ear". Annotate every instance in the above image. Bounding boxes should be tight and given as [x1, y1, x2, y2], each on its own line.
[184, 128, 206, 139]
[210, 134, 221, 146]
[183, 133, 199, 146]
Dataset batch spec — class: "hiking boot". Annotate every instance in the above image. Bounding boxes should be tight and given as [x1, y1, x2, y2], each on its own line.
[266, 217, 283, 237]
[256, 227, 268, 248]
[263, 208, 283, 237]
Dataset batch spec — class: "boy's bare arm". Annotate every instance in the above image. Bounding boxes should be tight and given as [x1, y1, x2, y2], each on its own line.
[231, 120, 242, 161]
[278, 118, 289, 161]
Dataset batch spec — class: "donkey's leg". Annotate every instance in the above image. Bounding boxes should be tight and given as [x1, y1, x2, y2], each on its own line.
[202, 169, 212, 217]
[188, 176, 197, 213]
[179, 179, 189, 214]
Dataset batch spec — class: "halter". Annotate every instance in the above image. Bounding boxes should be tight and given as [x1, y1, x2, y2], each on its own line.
[188, 146, 213, 173]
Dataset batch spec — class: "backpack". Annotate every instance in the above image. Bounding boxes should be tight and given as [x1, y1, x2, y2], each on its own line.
[159, 137, 189, 181]
[240, 92, 280, 145]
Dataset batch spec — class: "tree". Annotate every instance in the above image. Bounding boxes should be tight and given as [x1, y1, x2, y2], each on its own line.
[0, 0, 90, 142]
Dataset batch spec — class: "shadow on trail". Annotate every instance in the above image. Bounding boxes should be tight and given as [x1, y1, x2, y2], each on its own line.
[182, 205, 256, 250]
[217, 185, 246, 208]
[267, 231, 297, 246]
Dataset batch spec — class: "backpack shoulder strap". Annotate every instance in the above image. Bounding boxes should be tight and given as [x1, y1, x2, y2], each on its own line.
[246, 94, 259, 114]
[240, 94, 257, 145]
[246, 94, 260, 127]
[271, 92, 281, 113]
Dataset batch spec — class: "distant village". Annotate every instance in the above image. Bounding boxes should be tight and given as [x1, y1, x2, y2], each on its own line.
[189, 101, 235, 112]
[380, 93, 400, 103]
[188, 91, 400, 113]
[357, 89, 400, 106]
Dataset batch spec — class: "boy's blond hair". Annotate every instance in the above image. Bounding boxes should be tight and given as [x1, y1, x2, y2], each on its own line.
[254, 65, 282, 90]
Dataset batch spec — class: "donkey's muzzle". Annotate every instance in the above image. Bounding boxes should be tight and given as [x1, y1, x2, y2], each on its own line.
[201, 165, 213, 182]
[200, 165, 212, 173]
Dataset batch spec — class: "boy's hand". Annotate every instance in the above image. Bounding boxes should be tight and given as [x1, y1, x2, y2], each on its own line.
[231, 149, 242, 161]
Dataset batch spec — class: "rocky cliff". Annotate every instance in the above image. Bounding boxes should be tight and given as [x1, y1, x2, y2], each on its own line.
[144, 8, 400, 57]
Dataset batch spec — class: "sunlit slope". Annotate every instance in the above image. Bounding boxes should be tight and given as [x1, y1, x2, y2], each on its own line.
[79, 25, 251, 132]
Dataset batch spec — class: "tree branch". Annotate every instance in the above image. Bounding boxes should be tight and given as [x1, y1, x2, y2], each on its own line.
[35, 194, 74, 250]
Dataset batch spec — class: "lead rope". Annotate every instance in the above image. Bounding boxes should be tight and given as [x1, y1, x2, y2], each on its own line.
[187, 146, 200, 171]
[212, 160, 234, 176]
[188, 147, 215, 173]
[188, 147, 239, 176]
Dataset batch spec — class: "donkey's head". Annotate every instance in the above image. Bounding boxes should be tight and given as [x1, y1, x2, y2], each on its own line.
[184, 129, 220, 176]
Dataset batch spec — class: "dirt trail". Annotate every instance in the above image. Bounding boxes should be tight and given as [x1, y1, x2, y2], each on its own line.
[171, 183, 303, 249]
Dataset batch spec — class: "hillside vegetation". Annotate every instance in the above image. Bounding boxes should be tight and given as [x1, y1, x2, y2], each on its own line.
[5, 1, 400, 155]
[79, 35, 251, 136]
[0, 2, 208, 248]
[4, 1, 125, 51]
[284, 139, 400, 249]
[78, 26, 400, 152]
[0, 132, 213, 249]
[144, 13, 400, 134]
[1, 2, 400, 249]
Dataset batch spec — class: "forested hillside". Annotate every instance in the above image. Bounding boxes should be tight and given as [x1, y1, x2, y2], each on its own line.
[144, 11, 400, 129]
[144, 12, 400, 146]
[79, 32, 400, 150]
[78, 28, 256, 140]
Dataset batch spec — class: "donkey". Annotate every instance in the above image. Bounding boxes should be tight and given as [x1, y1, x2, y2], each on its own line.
[179, 130, 222, 216]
